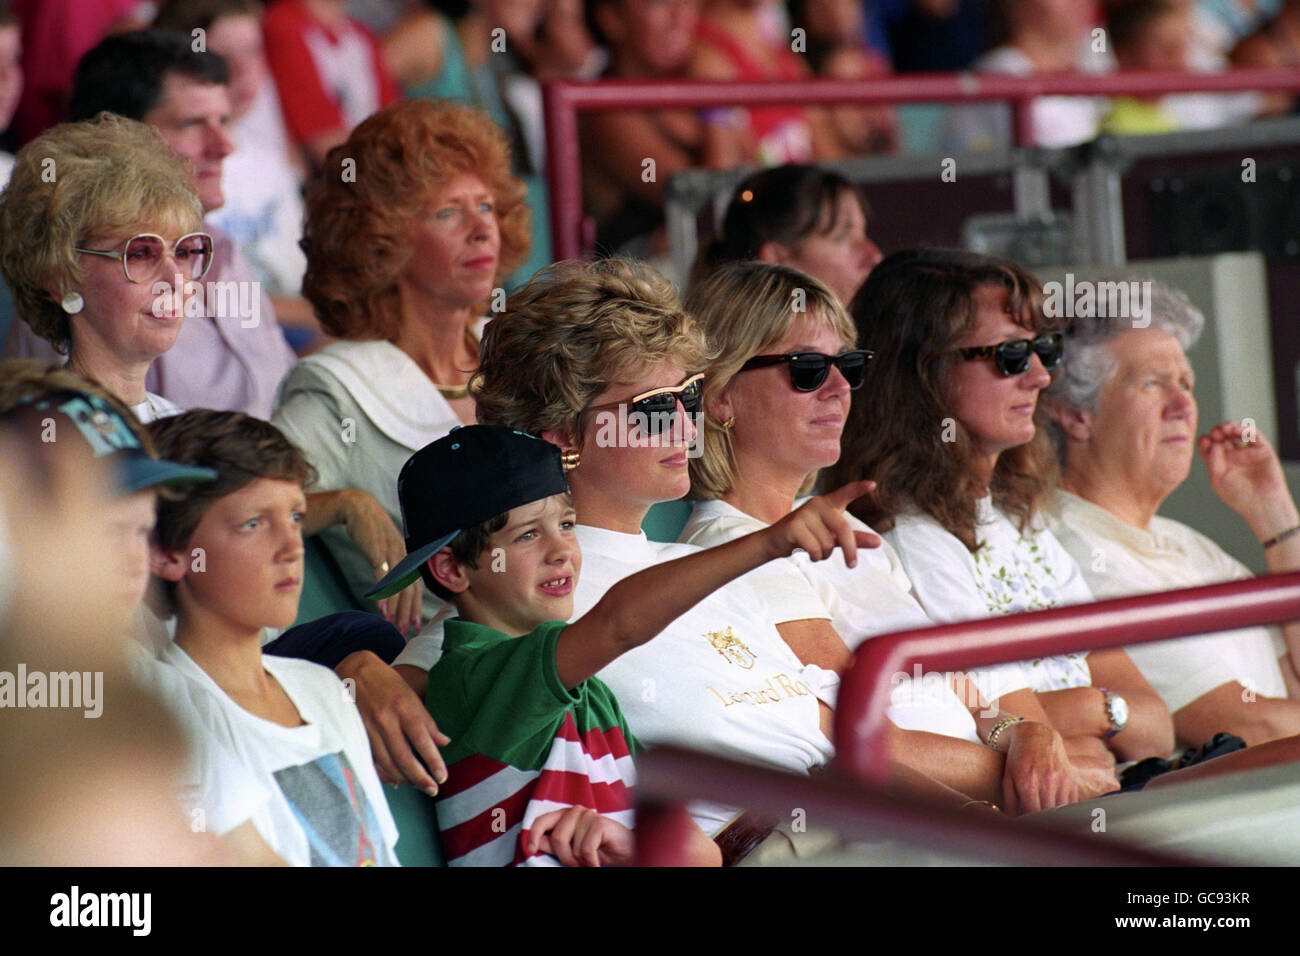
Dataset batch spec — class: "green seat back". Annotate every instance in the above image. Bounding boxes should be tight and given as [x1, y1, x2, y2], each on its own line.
[292, 536, 362, 627]
[642, 500, 692, 543]
[386, 785, 446, 866]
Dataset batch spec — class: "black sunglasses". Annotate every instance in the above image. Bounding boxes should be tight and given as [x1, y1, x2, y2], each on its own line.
[739, 350, 872, 392]
[589, 373, 704, 436]
[956, 332, 1063, 376]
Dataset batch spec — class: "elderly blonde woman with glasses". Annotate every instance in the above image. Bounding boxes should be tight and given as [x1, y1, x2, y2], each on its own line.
[0, 112, 212, 424]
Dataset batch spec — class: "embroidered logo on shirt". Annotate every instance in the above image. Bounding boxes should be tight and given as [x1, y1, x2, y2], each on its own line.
[705, 627, 757, 669]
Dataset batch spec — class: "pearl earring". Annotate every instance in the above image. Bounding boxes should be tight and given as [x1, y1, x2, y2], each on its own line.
[61, 291, 84, 315]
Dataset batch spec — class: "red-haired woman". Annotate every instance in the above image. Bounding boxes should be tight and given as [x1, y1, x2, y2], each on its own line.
[272, 98, 532, 631]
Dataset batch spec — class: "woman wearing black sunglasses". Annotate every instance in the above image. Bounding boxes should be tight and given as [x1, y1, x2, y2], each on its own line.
[682, 260, 1105, 814]
[827, 248, 1175, 769]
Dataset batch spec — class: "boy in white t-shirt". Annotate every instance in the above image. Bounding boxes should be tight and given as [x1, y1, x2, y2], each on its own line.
[147, 409, 400, 866]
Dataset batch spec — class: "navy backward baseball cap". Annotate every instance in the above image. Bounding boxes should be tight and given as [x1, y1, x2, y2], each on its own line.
[366, 425, 569, 600]
[13, 389, 216, 491]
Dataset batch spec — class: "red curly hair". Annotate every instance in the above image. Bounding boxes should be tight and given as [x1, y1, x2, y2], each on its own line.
[301, 99, 531, 340]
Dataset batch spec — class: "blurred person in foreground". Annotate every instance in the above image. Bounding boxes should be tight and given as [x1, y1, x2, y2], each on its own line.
[0, 360, 270, 865]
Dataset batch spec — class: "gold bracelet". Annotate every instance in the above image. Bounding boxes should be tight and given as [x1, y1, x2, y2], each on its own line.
[961, 799, 1000, 812]
[985, 716, 1024, 750]
[1261, 524, 1300, 549]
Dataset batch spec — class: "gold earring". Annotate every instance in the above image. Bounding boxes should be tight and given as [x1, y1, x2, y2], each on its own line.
[561, 448, 580, 472]
[721, 416, 735, 430]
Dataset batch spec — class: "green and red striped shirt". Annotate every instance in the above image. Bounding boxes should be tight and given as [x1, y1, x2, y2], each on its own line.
[426, 619, 639, 866]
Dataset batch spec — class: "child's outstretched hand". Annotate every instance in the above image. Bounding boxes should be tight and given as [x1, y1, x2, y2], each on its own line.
[524, 806, 635, 867]
[764, 480, 879, 567]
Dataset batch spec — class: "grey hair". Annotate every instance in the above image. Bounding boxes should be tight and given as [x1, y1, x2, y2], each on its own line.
[1044, 277, 1205, 456]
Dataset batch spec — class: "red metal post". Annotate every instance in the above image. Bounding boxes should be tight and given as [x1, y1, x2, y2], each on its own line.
[544, 69, 1300, 258]
[835, 571, 1300, 784]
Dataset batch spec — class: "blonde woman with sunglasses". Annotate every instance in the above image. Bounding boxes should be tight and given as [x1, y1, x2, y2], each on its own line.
[825, 249, 1175, 771]
[681, 259, 1119, 815]
[0, 113, 211, 423]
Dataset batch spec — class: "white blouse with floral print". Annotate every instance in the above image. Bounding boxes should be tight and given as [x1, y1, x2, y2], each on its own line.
[884, 497, 1095, 694]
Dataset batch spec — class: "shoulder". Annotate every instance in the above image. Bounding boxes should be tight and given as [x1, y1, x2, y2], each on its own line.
[1151, 514, 1249, 576]
[680, 500, 763, 547]
[261, 652, 346, 695]
[275, 342, 392, 407]
[887, 508, 963, 549]
[433, 620, 573, 709]
[646, 538, 703, 562]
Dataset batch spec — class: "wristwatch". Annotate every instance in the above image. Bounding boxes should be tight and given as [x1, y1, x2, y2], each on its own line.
[1099, 687, 1129, 738]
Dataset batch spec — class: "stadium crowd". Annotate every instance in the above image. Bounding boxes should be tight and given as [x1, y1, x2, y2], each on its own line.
[1, 0, 1298, 867]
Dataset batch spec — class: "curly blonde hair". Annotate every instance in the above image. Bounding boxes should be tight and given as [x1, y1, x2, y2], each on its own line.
[686, 261, 854, 500]
[302, 99, 531, 340]
[473, 258, 713, 446]
[0, 113, 203, 354]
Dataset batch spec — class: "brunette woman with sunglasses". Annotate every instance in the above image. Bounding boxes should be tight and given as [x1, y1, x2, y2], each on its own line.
[826, 248, 1175, 770]
[682, 260, 1105, 814]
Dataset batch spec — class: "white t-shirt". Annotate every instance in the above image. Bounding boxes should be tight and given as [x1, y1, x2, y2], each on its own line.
[160, 643, 400, 866]
[944, 45, 1110, 152]
[129, 647, 267, 838]
[1048, 490, 1289, 712]
[208, 84, 308, 298]
[681, 499, 1028, 743]
[885, 498, 1095, 697]
[398, 524, 834, 836]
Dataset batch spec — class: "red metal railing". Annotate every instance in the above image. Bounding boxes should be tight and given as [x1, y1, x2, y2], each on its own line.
[837, 571, 1300, 784]
[635, 571, 1300, 865]
[633, 746, 1194, 867]
[544, 69, 1300, 260]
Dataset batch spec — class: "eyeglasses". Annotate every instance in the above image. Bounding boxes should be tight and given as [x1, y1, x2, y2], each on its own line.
[589, 373, 704, 436]
[738, 350, 872, 392]
[74, 233, 215, 284]
[956, 332, 1063, 376]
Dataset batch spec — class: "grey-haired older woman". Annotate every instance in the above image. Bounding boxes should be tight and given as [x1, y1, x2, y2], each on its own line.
[1043, 279, 1300, 747]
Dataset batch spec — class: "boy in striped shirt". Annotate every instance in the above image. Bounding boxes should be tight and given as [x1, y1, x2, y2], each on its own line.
[369, 425, 870, 866]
